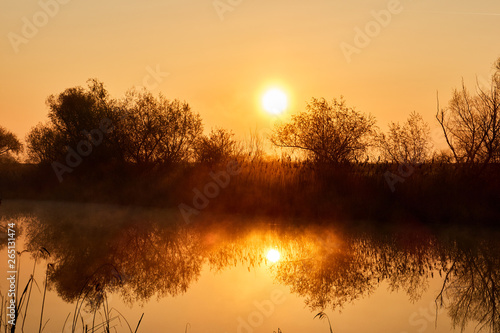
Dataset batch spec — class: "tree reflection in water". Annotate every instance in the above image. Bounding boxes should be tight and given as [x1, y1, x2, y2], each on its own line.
[16, 204, 499, 332]
[436, 233, 500, 332]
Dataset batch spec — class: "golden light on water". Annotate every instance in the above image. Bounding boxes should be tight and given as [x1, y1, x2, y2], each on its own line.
[266, 249, 281, 263]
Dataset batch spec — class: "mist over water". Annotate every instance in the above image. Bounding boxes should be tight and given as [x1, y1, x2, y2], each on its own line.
[1, 200, 498, 332]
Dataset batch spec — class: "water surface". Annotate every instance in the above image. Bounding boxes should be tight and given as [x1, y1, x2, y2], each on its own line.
[0, 200, 498, 332]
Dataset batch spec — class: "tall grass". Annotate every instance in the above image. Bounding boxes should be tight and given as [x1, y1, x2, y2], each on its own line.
[2, 158, 500, 225]
[0, 250, 143, 333]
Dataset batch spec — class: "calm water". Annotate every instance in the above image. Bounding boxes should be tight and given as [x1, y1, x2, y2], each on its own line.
[0, 200, 498, 333]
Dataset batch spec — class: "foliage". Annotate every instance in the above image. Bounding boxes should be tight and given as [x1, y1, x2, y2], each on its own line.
[0, 126, 22, 158]
[271, 97, 376, 164]
[26, 80, 203, 171]
[26, 79, 120, 165]
[116, 89, 203, 168]
[194, 128, 237, 165]
[26, 122, 66, 163]
[379, 111, 432, 164]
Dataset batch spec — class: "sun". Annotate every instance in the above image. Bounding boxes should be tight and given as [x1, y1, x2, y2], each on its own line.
[266, 249, 281, 263]
[262, 88, 288, 115]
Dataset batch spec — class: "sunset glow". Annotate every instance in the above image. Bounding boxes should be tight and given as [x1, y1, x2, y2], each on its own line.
[1, 1, 499, 332]
[262, 88, 288, 115]
[266, 249, 281, 263]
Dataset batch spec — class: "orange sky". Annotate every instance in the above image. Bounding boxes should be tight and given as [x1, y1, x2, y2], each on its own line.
[1, 0, 499, 147]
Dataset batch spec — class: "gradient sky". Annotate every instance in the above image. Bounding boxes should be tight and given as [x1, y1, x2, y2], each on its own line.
[1, 0, 500, 147]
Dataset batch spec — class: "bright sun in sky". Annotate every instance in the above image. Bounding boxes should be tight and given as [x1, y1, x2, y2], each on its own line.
[266, 249, 281, 263]
[262, 88, 288, 115]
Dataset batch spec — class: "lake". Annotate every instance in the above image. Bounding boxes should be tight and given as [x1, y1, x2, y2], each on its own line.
[0, 200, 498, 333]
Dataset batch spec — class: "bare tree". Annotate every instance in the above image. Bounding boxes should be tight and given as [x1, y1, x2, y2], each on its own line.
[270, 97, 376, 164]
[476, 62, 500, 163]
[240, 129, 266, 163]
[379, 111, 432, 164]
[436, 58, 500, 165]
[436, 240, 500, 333]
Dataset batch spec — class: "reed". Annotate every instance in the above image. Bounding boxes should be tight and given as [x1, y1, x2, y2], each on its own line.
[0, 249, 142, 333]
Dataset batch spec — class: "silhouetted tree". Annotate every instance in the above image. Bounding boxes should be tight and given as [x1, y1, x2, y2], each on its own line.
[25, 122, 65, 163]
[26, 81, 204, 175]
[0, 126, 22, 158]
[432, 150, 454, 164]
[477, 61, 500, 163]
[271, 97, 376, 164]
[26, 79, 121, 165]
[379, 111, 432, 164]
[194, 128, 237, 165]
[116, 89, 203, 168]
[436, 58, 500, 165]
